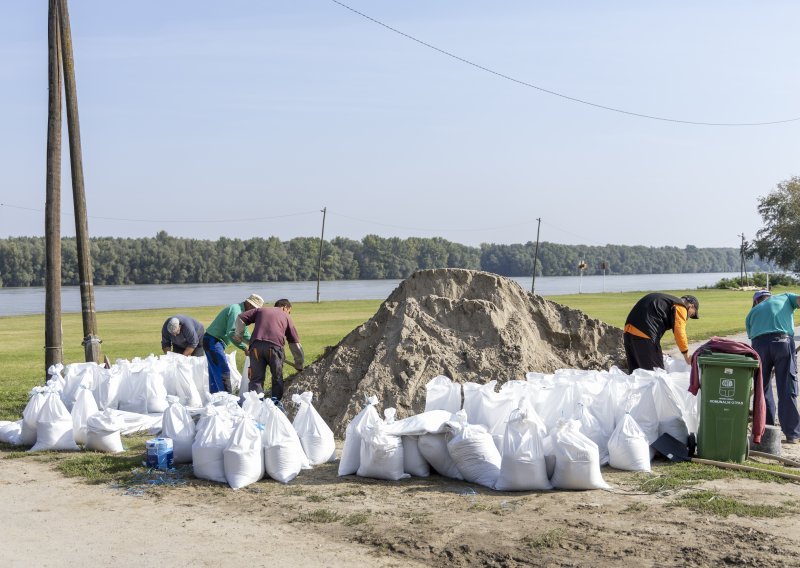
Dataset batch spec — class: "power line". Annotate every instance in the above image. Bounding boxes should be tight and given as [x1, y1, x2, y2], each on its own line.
[328, 210, 534, 233]
[329, 0, 800, 127]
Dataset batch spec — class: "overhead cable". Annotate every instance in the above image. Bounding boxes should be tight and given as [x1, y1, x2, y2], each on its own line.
[329, 0, 800, 127]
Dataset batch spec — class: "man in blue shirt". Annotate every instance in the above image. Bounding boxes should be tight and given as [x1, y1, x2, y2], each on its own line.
[745, 290, 800, 444]
[161, 315, 205, 357]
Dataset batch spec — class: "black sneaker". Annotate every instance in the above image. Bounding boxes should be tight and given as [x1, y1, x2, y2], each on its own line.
[271, 397, 288, 416]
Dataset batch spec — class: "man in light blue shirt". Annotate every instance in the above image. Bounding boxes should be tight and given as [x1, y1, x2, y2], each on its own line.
[745, 290, 800, 444]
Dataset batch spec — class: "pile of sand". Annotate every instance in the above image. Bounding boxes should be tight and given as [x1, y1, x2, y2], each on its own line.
[287, 269, 625, 436]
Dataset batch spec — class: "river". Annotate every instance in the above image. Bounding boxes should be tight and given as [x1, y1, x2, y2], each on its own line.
[0, 272, 741, 317]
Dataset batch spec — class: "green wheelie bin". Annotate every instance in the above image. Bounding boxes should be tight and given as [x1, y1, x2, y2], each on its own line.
[696, 352, 759, 463]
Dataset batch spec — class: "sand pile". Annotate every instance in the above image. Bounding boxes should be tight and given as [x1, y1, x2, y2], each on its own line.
[287, 269, 625, 436]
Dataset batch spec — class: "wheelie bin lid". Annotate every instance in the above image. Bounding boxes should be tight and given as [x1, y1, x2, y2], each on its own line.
[696, 352, 759, 368]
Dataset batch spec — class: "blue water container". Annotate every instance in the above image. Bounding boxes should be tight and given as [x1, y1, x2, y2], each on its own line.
[145, 437, 174, 470]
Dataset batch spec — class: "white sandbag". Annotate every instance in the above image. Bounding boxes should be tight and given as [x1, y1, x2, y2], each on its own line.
[494, 403, 552, 491]
[72, 386, 99, 446]
[116, 359, 149, 414]
[574, 402, 610, 466]
[530, 379, 579, 432]
[663, 355, 690, 373]
[263, 400, 308, 483]
[608, 413, 651, 472]
[462, 381, 518, 442]
[616, 379, 660, 446]
[21, 387, 48, 446]
[383, 410, 453, 437]
[357, 421, 409, 481]
[291, 392, 336, 465]
[238, 356, 251, 405]
[30, 393, 79, 452]
[145, 370, 169, 414]
[62, 362, 102, 411]
[86, 409, 126, 453]
[446, 412, 502, 489]
[402, 436, 430, 477]
[550, 419, 609, 490]
[338, 395, 380, 476]
[417, 433, 463, 480]
[224, 417, 265, 489]
[424, 375, 462, 413]
[189, 356, 210, 405]
[0, 420, 23, 446]
[162, 398, 196, 464]
[192, 411, 235, 483]
[95, 365, 122, 410]
[227, 351, 242, 396]
[164, 354, 203, 408]
[241, 391, 263, 420]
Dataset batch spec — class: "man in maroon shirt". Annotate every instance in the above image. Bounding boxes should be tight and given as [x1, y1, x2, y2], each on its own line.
[233, 298, 304, 404]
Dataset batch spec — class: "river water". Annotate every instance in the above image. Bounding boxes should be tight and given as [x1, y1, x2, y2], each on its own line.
[0, 272, 741, 317]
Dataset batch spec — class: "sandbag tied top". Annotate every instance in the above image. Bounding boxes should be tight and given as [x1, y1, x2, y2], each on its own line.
[291, 391, 336, 466]
[494, 401, 552, 491]
[608, 413, 651, 472]
[30, 391, 79, 452]
[263, 398, 309, 484]
[162, 397, 196, 464]
[446, 410, 502, 489]
[550, 419, 609, 490]
[339, 395, 380, 476]
[71, 385, 99, 446]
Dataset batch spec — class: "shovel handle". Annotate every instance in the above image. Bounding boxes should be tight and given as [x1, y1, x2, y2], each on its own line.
[691, 457, 800, 482]
[748, 450, 800, 468]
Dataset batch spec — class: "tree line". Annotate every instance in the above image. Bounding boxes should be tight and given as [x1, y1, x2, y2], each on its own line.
[0, 231, 773, 287]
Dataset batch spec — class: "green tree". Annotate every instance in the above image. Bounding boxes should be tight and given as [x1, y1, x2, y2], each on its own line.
[754, 176, 800, 271]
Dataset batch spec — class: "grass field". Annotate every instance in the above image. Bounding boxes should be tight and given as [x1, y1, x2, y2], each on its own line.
[0, 285, 773, 421]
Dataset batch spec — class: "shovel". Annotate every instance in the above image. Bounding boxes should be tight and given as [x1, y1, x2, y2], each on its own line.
[651, 433, 800, 482]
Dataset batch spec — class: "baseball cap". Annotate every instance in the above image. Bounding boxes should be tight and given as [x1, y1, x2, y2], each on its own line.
[752, 289, 772, 305]
[681, 295, 700, 319]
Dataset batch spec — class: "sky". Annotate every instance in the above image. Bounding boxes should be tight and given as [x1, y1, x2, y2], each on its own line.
[1, 1, 798, 249]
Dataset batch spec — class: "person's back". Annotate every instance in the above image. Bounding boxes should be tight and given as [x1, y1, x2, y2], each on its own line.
[746, 293, 798, 339]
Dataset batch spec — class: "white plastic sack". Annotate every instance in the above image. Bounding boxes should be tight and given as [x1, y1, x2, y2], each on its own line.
[292, 392, 336, 465]
[424, 375, 462, 413]
[192, 411, 235, 483]
[62, 362, 102, 412]
[608, 413, 651, 472]
[402, 436, 430, 477]
[417, 433, 463, 480]
[338, 395, 380, 476]
[72, 386, 99, 446]
[30, 393, 79, 452]
[224, 417, 265, 489]
[0, 420, 23, 446]
[162, 398, 197, 464]
[446, 412, 502, 489]
[117, 360, 149, 414]
[383, 410, 453, 437]
[86, 409, 126, 453]
[21, 388, 48, 446]
[494, 404, 552, 491]
[357, 421, 409, 481]
[462, 381, 518, 442]
[550, 420, 609, 490]
[263, 400, 309, 483]
[227, 351, 242, 396]
[238, 356, 251, 405]
[95, 365, 122, 410]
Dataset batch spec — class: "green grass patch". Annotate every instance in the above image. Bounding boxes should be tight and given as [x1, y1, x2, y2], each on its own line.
[306, 494, 328, 503]
[56, 452, 144, 484]
[672, 490, 799, 518]
[522, 528, 566, 549]
[343, 512, 369, 526]
[620, 502, 649, 513]
[291, 508, 342, 523]
[635, 460, 798, 494]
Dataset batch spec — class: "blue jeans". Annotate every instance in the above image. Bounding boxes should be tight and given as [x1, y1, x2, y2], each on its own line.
[203, 334, 231, 394]
[752, 333, 800, 441]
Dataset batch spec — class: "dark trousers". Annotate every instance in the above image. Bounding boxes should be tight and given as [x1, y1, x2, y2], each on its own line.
[169, 344, 205, 357]
[248, 340, 285, 401]
[203, 334, 231, 394]
[751, 333, 800, 441]
[624, 333, 664, 372]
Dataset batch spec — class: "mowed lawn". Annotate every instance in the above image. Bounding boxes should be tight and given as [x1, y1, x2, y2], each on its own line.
[0, 286, 768, 421]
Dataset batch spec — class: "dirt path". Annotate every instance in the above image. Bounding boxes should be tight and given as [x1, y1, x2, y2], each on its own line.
[2, 446, 800, 567]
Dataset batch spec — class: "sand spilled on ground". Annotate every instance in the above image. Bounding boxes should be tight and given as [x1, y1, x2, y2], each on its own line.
[288, 268, 626, 435]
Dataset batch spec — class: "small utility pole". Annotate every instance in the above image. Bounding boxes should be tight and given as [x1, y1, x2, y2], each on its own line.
[58, 0, 101, 362]
[44, 0, 63, 372]
[316, 206, 327, 303]
[530, 217, 541, 294]
[738, 233, 746, 286]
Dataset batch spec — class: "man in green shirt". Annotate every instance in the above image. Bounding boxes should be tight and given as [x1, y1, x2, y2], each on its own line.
[746, 290, 800, 444]
[202, 293, 263, 394]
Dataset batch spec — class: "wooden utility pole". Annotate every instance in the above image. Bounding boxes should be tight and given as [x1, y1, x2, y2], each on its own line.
[58, 0, 101, 362]
[44, 0, 63, 371]
[316, 207, 327, 303]
[738, 233, 746, 286]
[530, 217, 541, 294]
